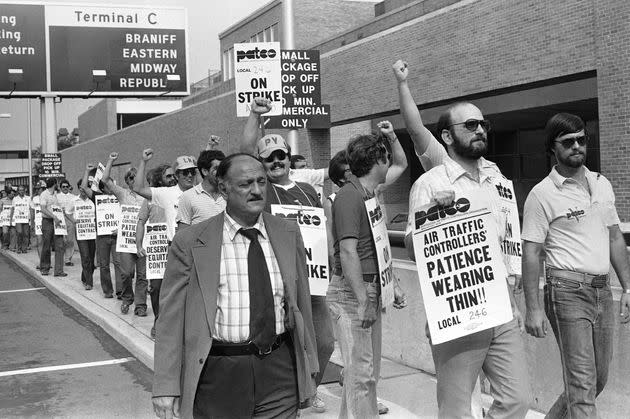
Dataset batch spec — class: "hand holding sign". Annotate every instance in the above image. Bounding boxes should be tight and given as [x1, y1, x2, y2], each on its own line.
[142, 148, 154, 161]
[393, 281, 407, 309]
[392, 59, 409, 82]
[433, 190, 456, 206]
[250, 98, 272, 115]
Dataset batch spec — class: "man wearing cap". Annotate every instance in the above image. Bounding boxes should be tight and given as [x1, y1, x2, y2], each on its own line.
[522, 113, 630, 418]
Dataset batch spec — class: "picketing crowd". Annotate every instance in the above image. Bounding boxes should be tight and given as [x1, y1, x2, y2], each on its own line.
[3, 60, 630, 419]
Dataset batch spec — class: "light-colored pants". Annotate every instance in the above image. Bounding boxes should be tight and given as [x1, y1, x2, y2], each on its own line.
[63, 219, 75, 263]
[431, 318, 530, 419]
[326, 274, 381, 419]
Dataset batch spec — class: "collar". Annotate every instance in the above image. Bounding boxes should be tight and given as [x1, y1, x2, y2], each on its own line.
[443, 155, 499, 184]
[549, 165, 597, 189]
[347, 174, 374, 199]
[224, 212, 267, 241]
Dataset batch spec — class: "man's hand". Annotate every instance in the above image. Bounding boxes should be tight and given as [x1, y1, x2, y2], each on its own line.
[206, 135, 221, 150]
[359, 297, 378, 328]
[525, 308, 548, 338]
[86, 163, 95, 171]
[620, 293, 630, 324]
[393, 282, 407, 309]
[142, 148, 154, 162]
[137, 246, 147, 258]
[249, 98, 272, 115]
[377, 120, 395, 139]
[152, 396, 180, 419]
[392, 59, 409, 83]
[109, 152, 119, 161]
[432, 190, 455, 206]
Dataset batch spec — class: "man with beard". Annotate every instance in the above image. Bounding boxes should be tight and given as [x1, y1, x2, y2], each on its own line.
[396, 60, 530, 418]
[522, 113, 630, 418]
[176, 149, 226, 228]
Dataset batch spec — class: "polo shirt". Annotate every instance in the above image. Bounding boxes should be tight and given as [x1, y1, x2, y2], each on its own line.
[522, 166, 619, 275]
[176, 183, 226, 225]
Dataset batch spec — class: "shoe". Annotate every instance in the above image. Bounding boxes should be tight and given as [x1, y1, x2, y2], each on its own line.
[311, 392, 326, 413]
[134, 306, 148, 317]
[84, 284, 93, 290]
[116, 293, 122, 300]
[150, 326, 156, 340]
[377, 400, 389, 415]
[121, 303, 130, 314]
[54, 272, 68, 277]
[104, 293, 114, 299]
[41, 270, 49, 276]
[65, 261, 74, 266]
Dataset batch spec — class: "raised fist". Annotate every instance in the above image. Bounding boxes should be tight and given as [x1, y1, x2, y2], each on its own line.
[109, 152, 119, 161]
[250, 98, 272, 115]
[206, 135, 222, 150]
[392, 59, 409, 82]
[142, 148, 154, 161]
[377, 120, 395, 137]
[86, 163, 95, 171]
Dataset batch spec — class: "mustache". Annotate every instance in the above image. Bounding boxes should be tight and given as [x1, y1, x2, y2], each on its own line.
[248, 195, 263, 202]
[270, 162, 285, 170]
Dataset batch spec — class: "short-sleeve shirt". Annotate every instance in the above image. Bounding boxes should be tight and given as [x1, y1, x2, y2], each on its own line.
[138, 199, 166, 225]
[522, 166, 619, 275]
[109, 183, 145, 207]
[264, 181, 321, 212]
[150, 185, 184, 241]
[176, 183, 226, 225]
[332, 175, 378, 276]
[12, 195, 31, 223]
[57, 192, 78, 215]
[39, 189, 58, 219]
[289, 168, 325, 201]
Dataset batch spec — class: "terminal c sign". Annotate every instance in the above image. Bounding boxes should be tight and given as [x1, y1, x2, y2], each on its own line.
[0, 2, 189, 97]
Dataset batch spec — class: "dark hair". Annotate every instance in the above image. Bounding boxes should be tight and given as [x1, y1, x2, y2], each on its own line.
[197, 150, 226, 178]
[152, 163, 172, 187]
[216, 153, 262, 180]
[76, 179, 83, 189]
[346, 134, 388, 178]
[59, 179, 70, 187]
[545, 113, 585, 153]
[290, 154, 306, 169]
[45, 178, 57, 188]
[435, 101, 474, 140]
[329, 150, 349, 187]
[124, 167, 137, 182]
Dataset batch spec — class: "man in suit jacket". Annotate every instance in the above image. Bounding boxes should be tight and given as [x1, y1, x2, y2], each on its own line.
[152, 153, 319, 419]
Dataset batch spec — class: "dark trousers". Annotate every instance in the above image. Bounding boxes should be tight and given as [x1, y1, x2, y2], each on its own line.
[77, 239, 96, 286]
[15, 223, 29, 252]
[119, 252, 148, 307]
[150, 278, 162, 319]
[40, 218, 64, 275]
[193, 339, 299, 418]
[96, 235, 122, 295]
[311, 295, 335, 386]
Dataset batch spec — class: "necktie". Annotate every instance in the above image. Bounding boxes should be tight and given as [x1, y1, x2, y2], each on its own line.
[239, 228, 276, 350]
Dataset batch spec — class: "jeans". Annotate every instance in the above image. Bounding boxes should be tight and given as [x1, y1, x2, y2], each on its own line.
[311, 295, 335, 387]
[63, 219, 75, 263]
[77, 239, 96, 287]
[544, 277, 614, 419]
[119, 252, 148, 308]
[96, 235, 122, 296]
[15, 223, 29, 252]
[431, 318, 530, 419]
[1, 226, 8, 249]
[40, 218, 64, 275]
[326, 275, 381, 419]
[9, 225, 17, 250]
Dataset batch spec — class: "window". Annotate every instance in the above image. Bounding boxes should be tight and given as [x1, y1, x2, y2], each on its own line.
[222, 47, 235, 80]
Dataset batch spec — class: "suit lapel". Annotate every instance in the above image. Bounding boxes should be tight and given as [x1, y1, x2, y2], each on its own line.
[192, 213, 224, 332]
[264, 213, 297, 302]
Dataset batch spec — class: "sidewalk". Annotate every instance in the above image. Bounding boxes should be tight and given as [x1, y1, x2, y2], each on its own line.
[3, 248, 544, 418]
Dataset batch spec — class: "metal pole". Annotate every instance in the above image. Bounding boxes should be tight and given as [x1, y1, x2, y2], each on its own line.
[281, 0, 299, 153]
[27, 99, 33, 197]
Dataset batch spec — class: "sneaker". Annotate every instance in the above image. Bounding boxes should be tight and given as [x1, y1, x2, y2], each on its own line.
[150, 326, 156, 339]
[84, 284, 93, 290]
[134, 306, 148, 317]
[54, 272, 68, 277]
[377, 400, 389, 415]
[41, 270, 49, 276]
[311, 392, 326, 413]
[121, 303, 130, 314]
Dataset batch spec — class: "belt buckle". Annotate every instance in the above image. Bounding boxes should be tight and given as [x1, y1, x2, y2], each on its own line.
[590, 275, 606, 288]
[258, 345, 273, 356]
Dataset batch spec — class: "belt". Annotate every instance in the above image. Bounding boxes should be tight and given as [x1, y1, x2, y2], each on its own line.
[332, 269, 378, 283]
[546, 268, 609, 288]
[210, 332, 290, 357]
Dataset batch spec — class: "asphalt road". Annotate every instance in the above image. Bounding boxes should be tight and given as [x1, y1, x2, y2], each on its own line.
[0, 254, 155, 418]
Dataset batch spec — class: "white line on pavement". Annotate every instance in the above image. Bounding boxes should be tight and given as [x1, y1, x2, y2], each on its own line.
[0, 357, 135, 377]
[0, 287, 46, 294]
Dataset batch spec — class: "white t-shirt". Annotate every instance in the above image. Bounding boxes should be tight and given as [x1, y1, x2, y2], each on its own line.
[57, 191, 78, 215]
[289, 168, 325, 202]
[150, 185, 184, 241]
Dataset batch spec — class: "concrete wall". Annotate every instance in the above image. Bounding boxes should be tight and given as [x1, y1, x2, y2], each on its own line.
[77, 99, 116, 142]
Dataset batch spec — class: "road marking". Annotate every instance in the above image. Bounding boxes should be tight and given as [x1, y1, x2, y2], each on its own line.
[0, 287, 46, 294]
[0, 357, 135, 377]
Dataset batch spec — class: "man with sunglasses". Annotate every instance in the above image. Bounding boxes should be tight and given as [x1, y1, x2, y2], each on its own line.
[395, 59, 530, 418]
[522, 113, 630, 418]
[102, 152, 147, 315]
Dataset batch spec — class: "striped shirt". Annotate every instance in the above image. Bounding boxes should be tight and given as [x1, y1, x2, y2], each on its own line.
[214, 213, 286, 342]
[176, 183, 226, 225]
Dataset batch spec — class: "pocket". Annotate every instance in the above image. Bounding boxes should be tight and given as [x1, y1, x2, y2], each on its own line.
[549, 278, 582, 292]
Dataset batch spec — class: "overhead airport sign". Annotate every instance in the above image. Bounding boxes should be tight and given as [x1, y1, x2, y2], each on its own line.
[0, 2, 189, 97]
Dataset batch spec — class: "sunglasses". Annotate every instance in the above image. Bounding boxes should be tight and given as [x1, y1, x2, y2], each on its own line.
[263, 150, 288, 163]
[179, 168, 197, 177]
[555, 135, 588, 149]
[449, 119, 491, 132]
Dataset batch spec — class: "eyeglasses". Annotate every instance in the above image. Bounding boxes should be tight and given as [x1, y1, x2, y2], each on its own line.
[263, 150, 288, 163]
[179, 168, 197, 177]
[164, 173, 175, 179]
[61, 185, 69, 189]
[449, 119, 491, 132]
[555, 135, 588, 149]
[126, 176, 135, 181]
